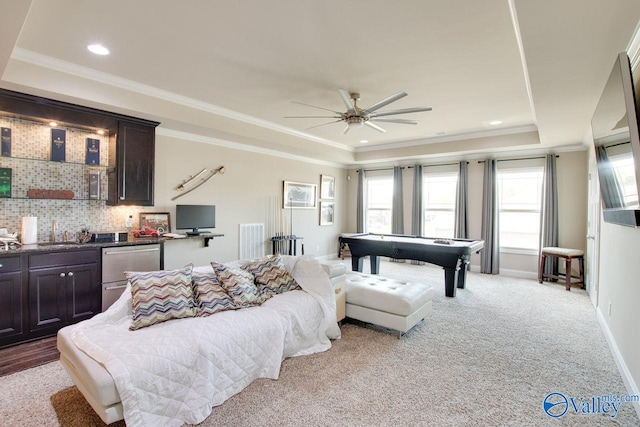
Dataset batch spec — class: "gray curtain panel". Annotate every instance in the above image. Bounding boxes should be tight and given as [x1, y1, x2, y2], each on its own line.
[356, 169, 365, 233]
[391, 166, 405, 262]
[481, 159, 499, 274]
[411, 164, 424, 265]
[454, 161, 469, 239]
[595, 146, 625, 208]
[540, 154, 559, 276]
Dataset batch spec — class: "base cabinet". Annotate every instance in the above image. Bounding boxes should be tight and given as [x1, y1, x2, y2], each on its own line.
[0, 256, 24, 344]
[28, 250, 99, 337]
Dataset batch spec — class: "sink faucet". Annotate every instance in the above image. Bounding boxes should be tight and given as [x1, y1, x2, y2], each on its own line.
[51, 220, 58, 242]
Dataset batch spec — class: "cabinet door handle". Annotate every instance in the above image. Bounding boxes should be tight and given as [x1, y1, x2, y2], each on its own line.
[59, 272, 66, 277]
[120, 159, 126, 200]
[68, 271, 74, 277]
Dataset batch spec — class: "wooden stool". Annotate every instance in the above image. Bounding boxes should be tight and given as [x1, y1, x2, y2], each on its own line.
[538, 247, 585, 291]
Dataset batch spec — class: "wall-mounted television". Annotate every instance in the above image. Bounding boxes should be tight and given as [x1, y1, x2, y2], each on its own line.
[592, 52, 640, 227]
[175, 204, 215, 235]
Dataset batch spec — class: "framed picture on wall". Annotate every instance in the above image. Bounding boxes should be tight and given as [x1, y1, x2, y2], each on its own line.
[320, 201, 335, 225]
[283, 181, 317, 208]
[139, 212, 171, 234]
[320, 174, 335, 200]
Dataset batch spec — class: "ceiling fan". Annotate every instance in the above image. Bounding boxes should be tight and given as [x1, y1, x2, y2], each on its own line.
[285, 89, 432, 134]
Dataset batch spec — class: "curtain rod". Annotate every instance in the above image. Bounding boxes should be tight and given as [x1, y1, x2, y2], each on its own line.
[356, 166, 405, 172]
[357, 161, 470, 172]
[603, 141, 630, 149]
[408, 162, 467, 169]
[477, 155, 559, 163]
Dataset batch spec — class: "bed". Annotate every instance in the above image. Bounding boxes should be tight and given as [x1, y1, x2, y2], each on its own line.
[57, 256, 341, 427]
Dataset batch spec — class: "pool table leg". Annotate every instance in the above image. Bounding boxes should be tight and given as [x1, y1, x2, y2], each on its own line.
[445, 258, 463, 297]
[457, 258, 469, 289]
[351, 256, 364, 272]
[444, 267, 457, 297]
[370, 256, 380, 274]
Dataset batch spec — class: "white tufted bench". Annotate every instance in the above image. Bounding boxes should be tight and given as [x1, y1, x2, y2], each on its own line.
[345, 272, 435, 338]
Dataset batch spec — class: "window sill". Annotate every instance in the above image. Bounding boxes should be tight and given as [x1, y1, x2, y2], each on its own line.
[499, 247, 539, 256]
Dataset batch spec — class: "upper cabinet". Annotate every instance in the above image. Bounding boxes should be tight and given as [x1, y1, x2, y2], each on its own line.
[0, 88, 159, 206]
[107, 120, 156, 206]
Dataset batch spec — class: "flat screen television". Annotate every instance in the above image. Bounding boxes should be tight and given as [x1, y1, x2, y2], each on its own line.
[175, 204, 215, 235]
[592, 52, 640, 227]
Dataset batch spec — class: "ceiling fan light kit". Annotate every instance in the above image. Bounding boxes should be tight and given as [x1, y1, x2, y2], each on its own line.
[286, 89, 432, 134]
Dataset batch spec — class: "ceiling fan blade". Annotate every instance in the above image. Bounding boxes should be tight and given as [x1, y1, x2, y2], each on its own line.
[342, 124, 350, 135]
[291, 101, 342, 114]
[370, 118, 418, 125]
[370, 106, 433, 117]
[362, 91, 407, 114]
[284, 115, 342, 119]
[338, 89, 356, 113]
[364, 121, 386, 133]
[304, 120, 343, 130]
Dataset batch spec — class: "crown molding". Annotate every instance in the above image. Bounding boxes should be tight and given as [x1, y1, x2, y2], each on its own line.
[156, 127, 347, 168]
[355, 124, 539, 153]
[10, 48, 354, 153]
[628, 20, 640, 71]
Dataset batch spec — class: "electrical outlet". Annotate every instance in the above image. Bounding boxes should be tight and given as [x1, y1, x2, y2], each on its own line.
[608, 302, 612, 316]
[316, 245, 320, 253]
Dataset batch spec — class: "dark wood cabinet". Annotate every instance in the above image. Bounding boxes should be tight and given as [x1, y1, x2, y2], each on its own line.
[107, 120, 157, 206]
[0, 256, 24, 344]
[28, 266, 67, 333]
[0, 88, 159, 207]
[28, 250, 99, 338]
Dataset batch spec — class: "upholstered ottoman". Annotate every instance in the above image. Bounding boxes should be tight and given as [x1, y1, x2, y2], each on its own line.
[345, 273, 435, 338]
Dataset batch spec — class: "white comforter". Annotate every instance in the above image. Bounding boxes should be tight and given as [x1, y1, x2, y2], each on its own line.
[70, 257, 340, 427]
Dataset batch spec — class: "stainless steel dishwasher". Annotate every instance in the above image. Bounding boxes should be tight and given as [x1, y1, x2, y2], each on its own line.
[101, 244, 161, 311]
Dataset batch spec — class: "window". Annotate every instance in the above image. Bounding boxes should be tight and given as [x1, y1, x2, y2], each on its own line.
[423, 172, 457, 238]
[498, 167, 543, 250]
[610, 154, 639, 207]
[366, 176, 393, 234]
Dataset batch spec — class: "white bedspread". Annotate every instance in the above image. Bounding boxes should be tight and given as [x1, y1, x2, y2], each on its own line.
[70, 256, 340, 427]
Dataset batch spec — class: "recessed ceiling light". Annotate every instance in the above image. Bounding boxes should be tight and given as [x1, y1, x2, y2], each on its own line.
[49, 121, 57, 127]
[87, 44, 110, 55]
[360, 139, 368, 144]
[489, 120, 503, 126]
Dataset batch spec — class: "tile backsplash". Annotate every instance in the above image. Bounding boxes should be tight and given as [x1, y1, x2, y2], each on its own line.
[0, 116, 143, 241]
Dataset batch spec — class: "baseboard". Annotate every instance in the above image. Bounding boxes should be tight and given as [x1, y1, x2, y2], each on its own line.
[596, 307, 640, 420]
[492, 267, 538, 280]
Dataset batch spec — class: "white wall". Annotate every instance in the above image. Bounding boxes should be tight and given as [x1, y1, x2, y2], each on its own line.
[154, 134, 346, 269]
[345, 150, 588, 275]
[597, 221, 640, 396]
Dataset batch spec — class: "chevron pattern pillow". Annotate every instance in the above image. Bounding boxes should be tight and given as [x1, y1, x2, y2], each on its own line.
[126, 264, 197, 330]
[243, 254, 301, 296]
[192, 270, 236, 316]
[211, 262, 271, 307]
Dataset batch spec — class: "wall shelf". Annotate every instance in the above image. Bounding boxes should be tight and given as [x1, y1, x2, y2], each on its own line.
[164, 233, 224, 247]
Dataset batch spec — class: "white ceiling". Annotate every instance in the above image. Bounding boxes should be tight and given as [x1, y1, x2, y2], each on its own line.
[1, 0, 639, 166]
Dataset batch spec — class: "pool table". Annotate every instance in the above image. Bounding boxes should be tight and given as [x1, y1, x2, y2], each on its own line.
[339, 233, 485, 297]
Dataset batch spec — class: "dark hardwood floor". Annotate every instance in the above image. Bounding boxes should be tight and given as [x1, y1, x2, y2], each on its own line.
[0, 337, 59, 377]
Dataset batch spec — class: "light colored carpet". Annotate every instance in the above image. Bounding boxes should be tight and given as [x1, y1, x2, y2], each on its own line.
[1, 260, 638, 426]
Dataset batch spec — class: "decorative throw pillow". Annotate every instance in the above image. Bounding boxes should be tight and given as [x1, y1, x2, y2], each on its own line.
[126, 264, 196, 330]
[242, 254, 301, 296]
[211, 262, 271, 307]
[192, 269, 236, 317]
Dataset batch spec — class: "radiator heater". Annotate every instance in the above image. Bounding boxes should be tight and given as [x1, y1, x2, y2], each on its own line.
[239, 223, 265, 260]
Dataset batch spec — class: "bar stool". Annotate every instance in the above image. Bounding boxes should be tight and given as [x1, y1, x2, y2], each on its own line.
[538, 247, 585, 291]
